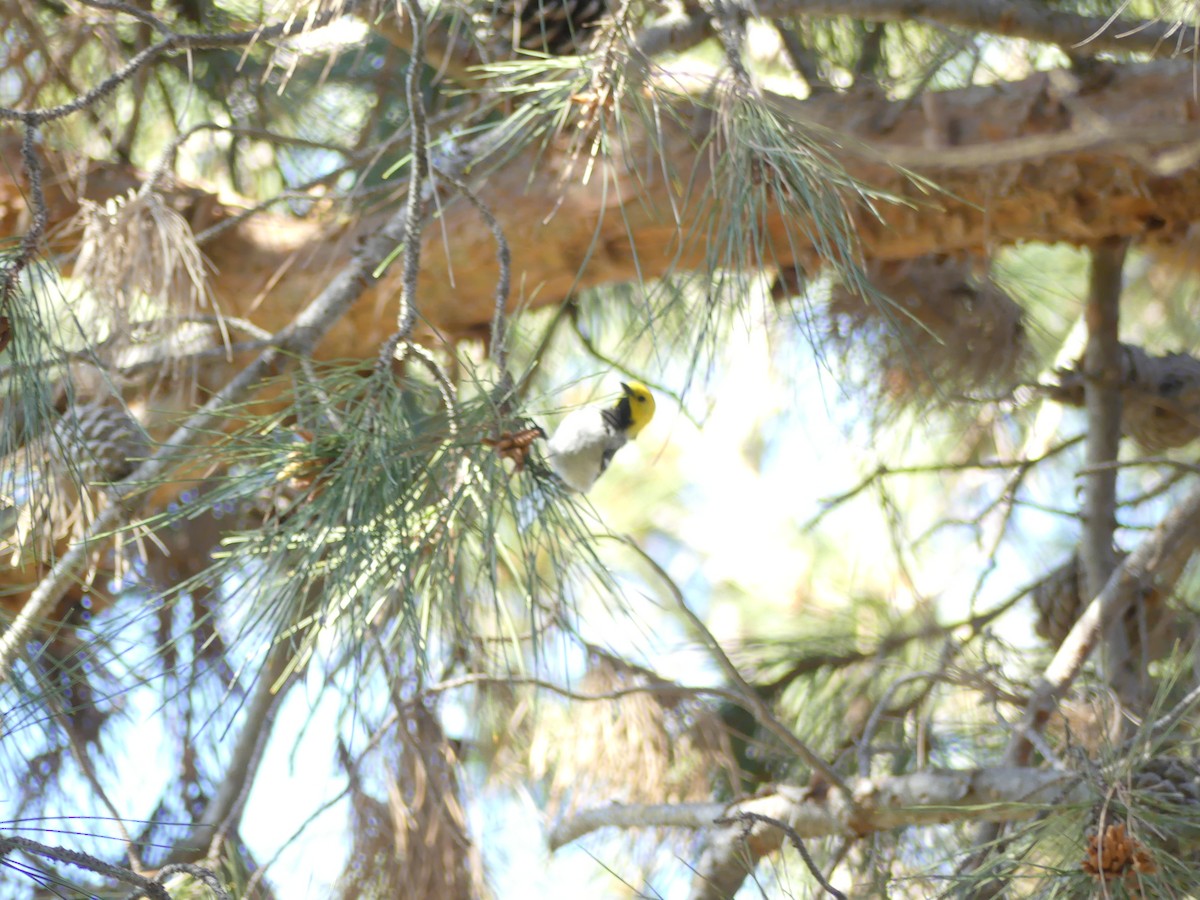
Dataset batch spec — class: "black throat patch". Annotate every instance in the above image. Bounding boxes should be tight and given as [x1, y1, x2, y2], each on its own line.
[601, 396, 633, 432]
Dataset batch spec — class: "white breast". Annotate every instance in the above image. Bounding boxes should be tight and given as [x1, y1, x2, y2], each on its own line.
[546, 408, 627, 492]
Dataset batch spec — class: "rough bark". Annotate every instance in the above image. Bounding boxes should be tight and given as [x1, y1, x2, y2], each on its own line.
[4, 60, 1200, 363]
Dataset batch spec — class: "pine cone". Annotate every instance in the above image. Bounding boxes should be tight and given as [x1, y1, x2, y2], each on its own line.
[52, 401, 148, 484]
[1122, 349, 1200, 451]
[1132, 757, 1200, 811]
[1046, 344, 1200, 451]
[1032, 555, 1083, 645]
[1127, 757, 1200, 854]
[487, 0, 607, 55]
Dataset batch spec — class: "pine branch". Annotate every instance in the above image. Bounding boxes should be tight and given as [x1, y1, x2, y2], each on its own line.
[742, 0, 1199, 58]
[0, 0, 372, 125]
[0, 196, 425, 687]
[549, 766, 1082, 849]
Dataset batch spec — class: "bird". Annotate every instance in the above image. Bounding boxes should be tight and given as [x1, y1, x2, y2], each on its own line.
[545, 381, 655, 492]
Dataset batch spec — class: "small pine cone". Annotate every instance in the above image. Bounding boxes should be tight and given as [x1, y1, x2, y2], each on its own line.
[1047, 344, 1200, 451]
[1033, 555, 1083, 645]
[487, 0, 607, 56]
[1129, 757, 1200, 853]
[1132, 757, 1200, 811]
[52, 401, 148, 484]
[1122, 349, 1200, 451]
[1033, 550, 1151, 648]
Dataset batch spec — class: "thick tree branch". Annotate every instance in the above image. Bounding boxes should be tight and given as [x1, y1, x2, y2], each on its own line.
[550, 766, 1081, 849]
[745, 0, 1199, 59]
[0, 833, 171, 900]
[6, 60, 1199, 365]
[1081, 240, 1127, 602]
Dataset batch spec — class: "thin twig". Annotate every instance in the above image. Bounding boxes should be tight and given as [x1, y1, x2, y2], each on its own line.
[162, 646, 293, 865]
[619, 537, 854, 800]
[48, 695, 144, 872]
[396, 0, 429, 342]
[74, 0, 174, 36]
[411, 672, 747, 707]
[432, 167, 512, 385]
[0, 833, 169, 900]
[805, 437, 1083, 532]
[714, 811, 847, 900]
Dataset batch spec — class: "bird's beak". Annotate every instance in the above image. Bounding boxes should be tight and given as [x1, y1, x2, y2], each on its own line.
[620, 382, 632, 395]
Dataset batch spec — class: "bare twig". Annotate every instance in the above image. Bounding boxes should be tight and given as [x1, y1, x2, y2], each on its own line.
[550, 767, 1081, 848]
[805, 437, 1083, 531]
[0, 833, 169, 900]
[48, 696, 144, 872]
[410, 671, 746, 707]
[75, 0, 175, 36]
[715, 811, 847, 900]
[395, 0, 429, 343]
[620, 538, 853, 799]
[432, 167, 512, 385]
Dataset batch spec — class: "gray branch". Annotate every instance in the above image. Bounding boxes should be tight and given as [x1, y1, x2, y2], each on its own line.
[550, 767, 1081, 896]
[1081, 239, 1136, 705]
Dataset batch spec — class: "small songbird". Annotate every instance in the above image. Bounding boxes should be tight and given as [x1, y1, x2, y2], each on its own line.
[546, 381, 655, 492]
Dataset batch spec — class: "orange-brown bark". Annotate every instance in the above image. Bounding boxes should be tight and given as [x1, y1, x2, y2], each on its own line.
[3, 60, 1199, 363]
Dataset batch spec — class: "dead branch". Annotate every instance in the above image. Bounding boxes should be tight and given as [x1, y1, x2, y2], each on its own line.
[549, 766, 1081, 848]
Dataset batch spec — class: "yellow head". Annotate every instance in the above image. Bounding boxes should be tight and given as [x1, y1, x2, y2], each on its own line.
[618, 381, 655, 438]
